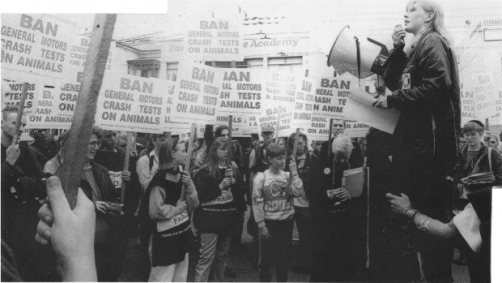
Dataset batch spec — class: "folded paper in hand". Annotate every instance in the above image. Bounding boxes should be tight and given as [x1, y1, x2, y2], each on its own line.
[342, 167, 365, 197]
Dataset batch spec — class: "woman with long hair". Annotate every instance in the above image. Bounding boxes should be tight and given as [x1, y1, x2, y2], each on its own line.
[140, 138, 199, 282]
[372, 0, 461, 281]
[193, 137, 243, 282]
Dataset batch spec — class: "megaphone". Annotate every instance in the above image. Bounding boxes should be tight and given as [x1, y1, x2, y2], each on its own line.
[327, 26, 388, 76]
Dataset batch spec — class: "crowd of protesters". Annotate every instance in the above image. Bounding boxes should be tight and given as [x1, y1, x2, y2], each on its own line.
[2, 0, 501, 282]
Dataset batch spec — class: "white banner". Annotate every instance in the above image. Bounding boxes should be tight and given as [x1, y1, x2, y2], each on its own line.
[312, 76, 353, 119]
[27, 85, 71, 129]
[472, 72, 498, 121]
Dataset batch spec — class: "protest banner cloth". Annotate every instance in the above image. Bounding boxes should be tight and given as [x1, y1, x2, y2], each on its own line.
[95, 73, 170, 133]
[217, 68, 265, 116]
[342, 87, 400, 135]
[259, 71, 297, 137]
[171, 61, 222, 124]
[56, 14, 117, 209]
[471, 72, 498, 121]
[1, 14, 75, 81]
[27, 85, 73, 129]
[184, 16, 244, 61]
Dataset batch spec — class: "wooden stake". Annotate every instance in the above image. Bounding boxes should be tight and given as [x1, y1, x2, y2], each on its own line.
[287, 128, 301, 187]
[11, 82, 29, 146]
[275, 114, 281, 143]
[56, 14, 117, 209]
[179, 123, 197, 201]
[327, 118, 334, 160]
[226, 115, 233, 167]
[120, 132, 133, 205]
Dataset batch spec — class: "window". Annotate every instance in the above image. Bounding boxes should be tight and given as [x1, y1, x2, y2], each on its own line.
[267, 56, 302, 74]
[127, 59, 160, 78]
[166, 62, 179, 81]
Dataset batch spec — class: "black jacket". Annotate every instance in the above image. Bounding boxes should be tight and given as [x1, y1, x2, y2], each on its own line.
[383, 30, 460, 165]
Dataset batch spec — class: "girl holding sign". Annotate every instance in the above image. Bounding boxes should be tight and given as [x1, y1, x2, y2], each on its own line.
[139, 138, 199, 282]
[193, 137, 242, 282]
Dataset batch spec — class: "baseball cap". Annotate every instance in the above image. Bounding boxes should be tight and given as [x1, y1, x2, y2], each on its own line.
[261, 125, 276, 133]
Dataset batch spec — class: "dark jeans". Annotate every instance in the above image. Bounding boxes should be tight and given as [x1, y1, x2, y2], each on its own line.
[293, 206, 312, 270]
[259, 219, 294, 282]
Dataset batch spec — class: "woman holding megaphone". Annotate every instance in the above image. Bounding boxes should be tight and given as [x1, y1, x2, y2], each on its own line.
[372, 0, 460, 281]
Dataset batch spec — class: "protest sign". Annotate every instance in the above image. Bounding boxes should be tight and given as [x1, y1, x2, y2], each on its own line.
[171, 61, 222, 124]
[472, 72, 497, 121]
[1, 14, 75, 81]
[242, 115, 260, 135]
[184, 17, 244, 61]
[312, 76, 353, 119]
[291, 77, 316, 133]
[214, 114, 249, 137]
[306, 114, 331, 141]
[259, 72, 297, 137]
[345, 120, 371, 138]
[460, 82, 477, 125]
[27, 85, 72, 129]
[95, 74, 170, 133]
[343, 87, 400, 135]
[2, 77, 44, 115]
[217, 68, 265, 117]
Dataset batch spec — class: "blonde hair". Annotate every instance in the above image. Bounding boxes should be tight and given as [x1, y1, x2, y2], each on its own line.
[409, 0, 453, 44]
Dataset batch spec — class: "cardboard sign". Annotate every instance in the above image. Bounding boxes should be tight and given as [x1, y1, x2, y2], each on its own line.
[1, 14, 75, 81]
[292, 77, 316, 131]
[460, 83, 477, 125]
[95, 74, 170, 133]
[217, 68, 265, 117]
[472, 72, 497, 121]
[312, 76, 353, 119]
[2, 77, 43, 115]
[342, 87, 400, 135]
[109, 171, 123, 189]
[344, 120, 370, 138]
[27, 85, 71, 129]
[306, 114, 331, 141]
[184, 17, 244, 61]
[171, 61, 222, 124]
[259, 72, 297, 137]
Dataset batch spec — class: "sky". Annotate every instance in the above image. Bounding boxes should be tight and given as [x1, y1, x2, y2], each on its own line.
[3, 0, 500, 49]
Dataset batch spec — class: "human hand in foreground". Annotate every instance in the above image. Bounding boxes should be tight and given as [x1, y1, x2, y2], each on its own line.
[95, 201, 108, 214]
[175, 200, 187, 214]
[392, 24, 406, 46]
[372, 95, 389, 109]
[121, 171, 131, 182]
[5, 144, 21, 166]
[259, 226, 270, 239]
[386, 193, 412, 215]
[328, 187, 352, 201]
[35, 176, 97, 282]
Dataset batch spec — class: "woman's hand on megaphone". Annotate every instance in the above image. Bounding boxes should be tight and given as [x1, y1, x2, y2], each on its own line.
[392, 24, 406, 46]
[372, 95, 388, 109]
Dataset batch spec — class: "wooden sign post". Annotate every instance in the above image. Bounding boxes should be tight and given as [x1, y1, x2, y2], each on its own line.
[11, 83, 29, 146]
[120, 132, 133, 205]
[179, 123, 197, 201]
[56, 14, 117, 209]
[226, 115, 233, 167]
